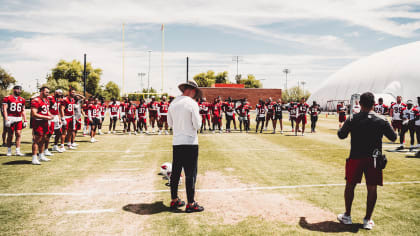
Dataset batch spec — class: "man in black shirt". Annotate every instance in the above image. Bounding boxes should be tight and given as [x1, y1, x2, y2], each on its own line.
[309, 101, 321, 133]
[337, 92, 397, 230]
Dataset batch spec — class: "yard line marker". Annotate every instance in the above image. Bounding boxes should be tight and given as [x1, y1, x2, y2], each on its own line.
[0, 181, 418, 197]
[65, 209, 115, 214]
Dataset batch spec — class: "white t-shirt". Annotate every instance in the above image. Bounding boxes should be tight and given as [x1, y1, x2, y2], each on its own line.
[168, 96, 201, 145]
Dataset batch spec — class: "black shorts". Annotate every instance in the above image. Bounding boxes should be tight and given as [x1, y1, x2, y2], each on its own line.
[110, 116, 117, 122]
[90, 118, 100, 126]
[274, 113, 282, 120]
[257, 116, 265, 122]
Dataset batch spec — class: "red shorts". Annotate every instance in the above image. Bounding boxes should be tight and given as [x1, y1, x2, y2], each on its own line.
[212, 116, 221, 124]
[9, 121, 23, 132]
[149, 112, 158, 119]
[159, 115, 167, 123]
[392, 120, 402, 130]
[138, 116, 147, 123]
[339, 115, 346, 123]
[65, 117, 74, 131]
[296, 115, 307, 124]
[84, 117, 90, 126]
[201, 114, 210, 121]
[33, 120, 49, 136]
[345, 158, 383, 186]
[128, 116, 136, 122]
[48, 121, 55, 134]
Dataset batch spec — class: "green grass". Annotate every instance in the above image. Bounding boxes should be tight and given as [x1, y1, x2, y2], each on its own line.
[0, 114, 418, 235]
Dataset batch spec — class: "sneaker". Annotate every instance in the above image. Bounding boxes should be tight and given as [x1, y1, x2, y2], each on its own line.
[52, 145, 60, 152]
[158, 131, 162, 135]
[44, 149, 53, 156]
[6, 151, 12, 156]
[39, 156, 51, 162]
[165, 131, 169, 135]
[264, 127, 267, 131]
[271, 131, 275, 134]
[302, 133, 305, 136]
[219, 130, 223, 134]
[72, 143, 79, 147]
[170, 199, 185, 210]
[99, 131, 104, 135]
[108, 131, 111, 134]
[280, 130, 283, 134]
[68, 145, 77, 150]
[15, 151, 25, 156]
[363, 218, 374, 230]
[337, 213, 352, 225]
[185, 202, 204, 213]
[113, 131, 116, 134]
[90, 138, 95, 143]
[32, 158, 41, 165]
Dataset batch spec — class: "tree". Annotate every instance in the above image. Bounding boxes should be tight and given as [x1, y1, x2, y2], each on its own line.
[193, 70, 216, 87]
[281, 86, 311, 103]
[215, 71, 229, 84]
[238, 74, 262, 88]
[103, 81, 120, 100]
[0, 67, 16, 98]
[46, 59, 102, 95]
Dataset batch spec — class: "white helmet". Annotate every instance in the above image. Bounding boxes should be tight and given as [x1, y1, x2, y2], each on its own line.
[160, 162, 172, 178]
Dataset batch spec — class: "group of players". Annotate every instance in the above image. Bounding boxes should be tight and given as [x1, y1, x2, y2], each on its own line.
[337, 96, 420, 151]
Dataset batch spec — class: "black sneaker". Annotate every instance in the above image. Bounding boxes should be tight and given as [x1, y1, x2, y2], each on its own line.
[185, 202, 204, 213]
[170, 199, 185, 210]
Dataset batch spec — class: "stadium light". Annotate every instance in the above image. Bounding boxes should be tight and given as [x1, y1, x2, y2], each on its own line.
[283, 68, 290, 91]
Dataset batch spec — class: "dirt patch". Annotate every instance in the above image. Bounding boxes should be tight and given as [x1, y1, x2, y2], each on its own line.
[196, 171, 336, 225]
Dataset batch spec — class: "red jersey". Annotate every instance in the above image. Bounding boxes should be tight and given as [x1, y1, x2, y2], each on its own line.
[159, 101, 169, 114]
[237, 104, 250, 116]
[82, 103, 89, 115]
[137, 103, 147, 117]
[266, 101, 276, 112]
[211, 102, 222, 117]
[198, 102, 209, 114]
[100, 103, 106, 116]
[337, 104, 346, 117]
[297, 103, 309, 117]
[88, 104, 101, 118]
[119, 102, 128, 113]
[127, 104, 137, 118]
[256, 104, 267, 117]
[3, 95, 25, 117]
[109, 103, 119, 116]
[31, 96, 50, 118]
[61, 96, 75, 117]
[47, 96, 60, 116]
[148, 101, 159, 113]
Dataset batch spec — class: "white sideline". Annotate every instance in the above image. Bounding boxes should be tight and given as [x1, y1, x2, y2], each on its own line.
[0, 181, 418, 197]
[65, 209, 115, 214]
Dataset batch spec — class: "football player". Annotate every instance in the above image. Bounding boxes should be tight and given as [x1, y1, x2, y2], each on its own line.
[390, 96, 406, 134]
[126, 100, 137, 135]
[72, 94, 84, 146]
[295, 97, 309, 136]
[137, 98, 148, 134]
[2, 85, 27, 156]
[288, 101, 298, 132]
[158, 96, 169, 135]
[82, 99, 90, 136]
[88, 97, 102, 142]
[273, 98, 284, 134]
[211, 97, 222, 133]
[60, 87, 77, 151]
[108, 98, 119, 134]
[119, 97, 129, 133]
[46, 89, 63, 154]
[148, 96, 159, 132]
[337, 101, 347, 128]
[309, 101, 321, 133]
[396, 100, 416, 151]
[1, 98, 6, 147]
[236, 99, 250, 132]
[255, 99, 267, 133]
[98, 98, 106, 135]
[374, 98, 388, 115]
[265, 97, 276, 131]
[198, 97, 211, 133]
[30, 86, 53, 164]
[224, 97, 236, 133]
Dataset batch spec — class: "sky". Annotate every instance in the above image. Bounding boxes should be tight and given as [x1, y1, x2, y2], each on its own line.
[0, 0, 420, 95]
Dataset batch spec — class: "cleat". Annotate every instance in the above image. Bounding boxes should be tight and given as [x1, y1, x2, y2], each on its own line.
[337, 213, 352, 225]
[280, 130, 283, 134]
[44, 150, 53, 156]
[185, 202, 204, 213]
[363, 218, 374, 230]
[170, 199, 185, 210]
[59, 147, 66, 152]
[52, 145, 60, 152]
[108, 131, 111, 134]
[39, 156, 51, 162]
[158, 131, 162, 135]
[134, 131, 137, 135]
[302, 133, 305, 136]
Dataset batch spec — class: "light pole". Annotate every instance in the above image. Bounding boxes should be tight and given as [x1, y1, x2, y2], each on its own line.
[232, 56, 243, 83]
[138, 73, 146, 92]
[301, 81, 306, 96]
[283, 69, 290, 91]
[147, 50, 152, 99]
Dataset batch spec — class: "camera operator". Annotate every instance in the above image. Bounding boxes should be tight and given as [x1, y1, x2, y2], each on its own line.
[337, 92, 397, 230]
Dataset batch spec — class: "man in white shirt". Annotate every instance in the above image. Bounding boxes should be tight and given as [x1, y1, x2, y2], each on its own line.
[167, 81, 204, 213]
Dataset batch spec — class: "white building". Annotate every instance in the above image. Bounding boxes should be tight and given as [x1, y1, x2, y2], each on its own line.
[310, 41, 420, 108]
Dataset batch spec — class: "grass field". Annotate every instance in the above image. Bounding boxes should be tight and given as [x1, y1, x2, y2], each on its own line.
[0, 113, 419, 235]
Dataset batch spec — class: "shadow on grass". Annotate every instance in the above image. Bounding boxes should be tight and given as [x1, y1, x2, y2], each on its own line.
[123, 201, 182, 215]
[2, 160, 32, 165]
[299, 217, 362, 233]
[406, 153, 420, 158]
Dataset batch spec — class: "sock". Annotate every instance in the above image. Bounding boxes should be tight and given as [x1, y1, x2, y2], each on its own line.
[32, 155, 38, 161]
[16, 147, 20, 152]
[7, 147, 11, 153]
[61, 144, 64, 148]
[53, 145, 58, 149]
[67, 142, 71, 146]
[39, 153, 45, 158]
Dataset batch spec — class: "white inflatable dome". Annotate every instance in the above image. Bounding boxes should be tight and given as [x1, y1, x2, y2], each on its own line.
[310, 41, 420, 107]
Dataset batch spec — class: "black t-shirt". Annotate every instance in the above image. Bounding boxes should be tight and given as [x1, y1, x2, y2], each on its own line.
[338, 111, 397, 159]
[274, 103, 283, 114]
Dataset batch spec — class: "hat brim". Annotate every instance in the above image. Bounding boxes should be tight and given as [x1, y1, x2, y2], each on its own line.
[178, 83, 202, 100]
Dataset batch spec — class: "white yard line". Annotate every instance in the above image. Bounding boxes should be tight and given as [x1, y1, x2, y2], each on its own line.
[109, 168, 140, 171]
[65, 209, 115, 214]
[1, 181, 418, 197]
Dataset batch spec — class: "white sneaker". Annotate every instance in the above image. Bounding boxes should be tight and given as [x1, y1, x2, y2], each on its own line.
[39, 156, 51, 162]
[140, 131, 143, 134]
[363, 218, 374, 230]
[72, 143, 79, 147]
[99, 131, 104, 135]
[44, 149, 53, 156]
[52, 145, 59, 152]
[108, 131, 111, 134]
[15, 151, 25, 156]
[158, 131, 162, 135]
[113, 131, 116, 134]
[337, 213, 352, 225]
[280, 130, 283, 134]
[212, 131, 215, 134]
[68, 145, 77, 150]
[32, 158, 41, 165]
[134, 131, 137, 135]
[219, 130, 223, 134]
[58, 147, 65, 153]
[165, 131, 169, 135]
[302, 133, 305, 136]
[91, 138, 95, 143]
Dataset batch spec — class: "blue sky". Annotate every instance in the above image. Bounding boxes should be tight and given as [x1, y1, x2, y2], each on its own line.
[0, 0, 420, 94]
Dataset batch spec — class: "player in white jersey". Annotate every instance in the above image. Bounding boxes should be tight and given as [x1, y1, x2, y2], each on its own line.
[352, 101, 361, 114]
[389, 96, 406, 134]
[396, 100, 416, 151]
[374, 98, 388, 115]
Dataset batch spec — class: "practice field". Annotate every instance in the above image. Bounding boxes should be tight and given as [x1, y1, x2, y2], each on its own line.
[0, 114, 419, 235]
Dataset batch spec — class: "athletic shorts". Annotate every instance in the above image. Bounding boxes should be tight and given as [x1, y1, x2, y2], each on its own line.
[33, 120, 49, 136]
[149, 112, 158, 119]
[257, 116, 265, 122]
[90, 118, 100, 127]
[266, 112, 274, 120]
[274, 113, 282, 120]
[138, 116, 147, 123]
[201, 114, 210, 121]
[110, 116, 117, 122]
[9, 121, 23, 132]
[238, 116, 248, 121]
[226, 115, 234, 121]
[48, 121, 55, 134]
[159, 115, 167, 123]
[296, 115, 307, 124]
[212, 116, 221, 124]
[65, 117, 74, 131]
[75, 119, 82, 131]
[289, 116, 296, 122]
[392, 120, 402, 130]
[345, 158, 383, 186]
[127, 116, 136, 122]
[339, 115, 346, 123]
